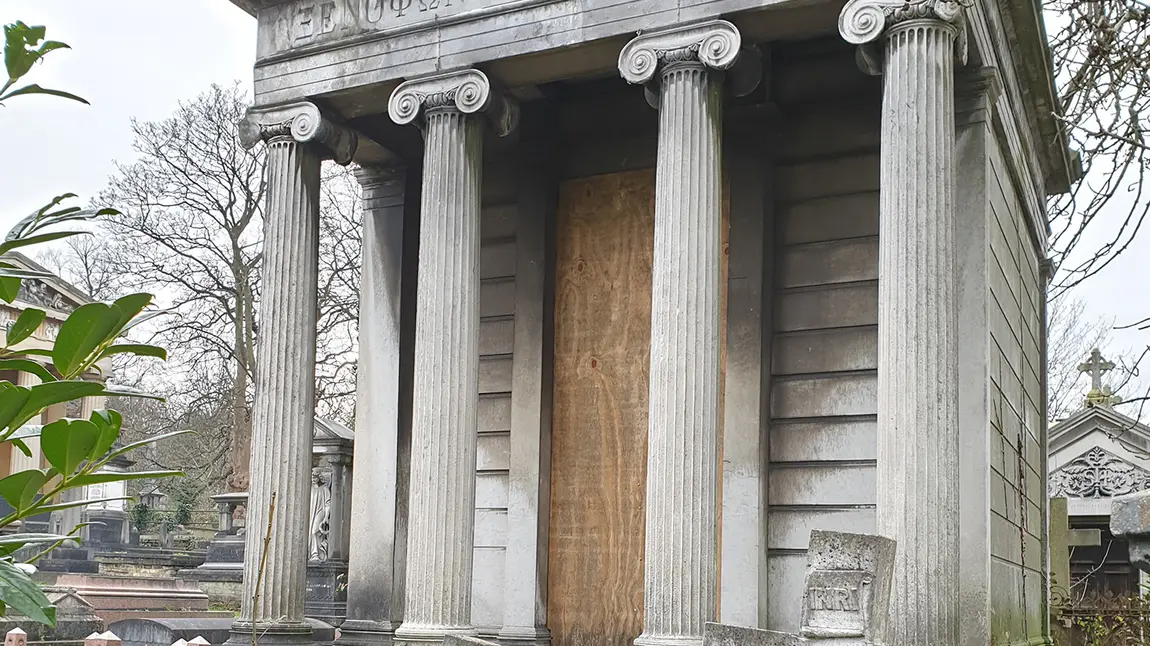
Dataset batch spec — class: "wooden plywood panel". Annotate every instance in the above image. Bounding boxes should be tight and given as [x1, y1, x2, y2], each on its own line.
[548, 170, 654, 646]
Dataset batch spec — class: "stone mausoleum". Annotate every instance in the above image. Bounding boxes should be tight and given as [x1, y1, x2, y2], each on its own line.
[221, 1, 1074, 646]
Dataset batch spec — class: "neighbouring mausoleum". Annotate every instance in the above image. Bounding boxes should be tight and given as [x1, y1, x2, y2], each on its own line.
[222, 1, 1076, 646]
[1048, 349, 1150, 599]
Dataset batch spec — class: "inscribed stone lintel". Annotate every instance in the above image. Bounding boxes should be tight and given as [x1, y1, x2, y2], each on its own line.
[258, 0, 558, 58]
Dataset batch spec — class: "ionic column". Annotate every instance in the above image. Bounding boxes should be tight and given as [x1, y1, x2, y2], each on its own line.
[838, 2, 966, 645]
[226, 102, 357, 646]
[387, 69, 517, 646]
[340, 164, 412, 646]
[618, 21, 741, 646]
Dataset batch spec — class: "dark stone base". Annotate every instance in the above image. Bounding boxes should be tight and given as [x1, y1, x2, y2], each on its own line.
[224, 619, 336, 646]
[337, 620, 397, 646]
[306, 561, 349, 627]
[206, 536, 246, 564]
[0, 617, 103, 643]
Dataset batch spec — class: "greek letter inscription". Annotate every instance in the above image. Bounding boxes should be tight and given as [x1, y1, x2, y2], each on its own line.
[295, 1, 338, 40]
[807, 587, 860, 612]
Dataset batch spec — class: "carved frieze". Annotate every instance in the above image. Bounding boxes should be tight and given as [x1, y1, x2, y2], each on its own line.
[17, 279, 74, 313]
[1049, 446, 1150, 498]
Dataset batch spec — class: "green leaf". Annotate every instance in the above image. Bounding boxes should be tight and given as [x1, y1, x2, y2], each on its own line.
[0, 469, 49, 510]
[100, 387, 164, 401]
[0, 84, 87, 105]
[4, 21, 48, 80]
[9, 381, 102, 430]
[0, 559, 55, 625]
[0, 359, 54, 383]
[0, 533, 73, 547]
[0, 231, 87, 256]
[9, 438, 30, 458]
[102, 430, 193, 463]
[0, 385, 31, 429]
[6, 308, 45, 346]
[109, 294, 153, 337]
[0, 263, 20, 304]
[99, 344, 166, 361]
[88, 409, 121, 459]
[32, 497, 126, 515]
[52, 303, 119, 377]
[41, 419, 100, 475]
[70, 470, 182, 487]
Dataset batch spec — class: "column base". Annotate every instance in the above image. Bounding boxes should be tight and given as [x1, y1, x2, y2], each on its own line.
[634, 633, 703, 646]
[338, 620, 400, 646]
[394, 624, 477, 646]
[225, 619, 335, 646]
[496, 626, 551, 646]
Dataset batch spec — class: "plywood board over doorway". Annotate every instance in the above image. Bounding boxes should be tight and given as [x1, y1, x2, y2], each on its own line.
[549, 169, 655, 646]
[548, 167, 730, 646]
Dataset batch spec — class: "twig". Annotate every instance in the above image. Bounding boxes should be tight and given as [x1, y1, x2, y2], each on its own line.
[251, 492, 276, 646]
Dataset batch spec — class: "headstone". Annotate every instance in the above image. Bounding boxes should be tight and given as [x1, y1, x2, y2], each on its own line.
[704, 531, 895, 646]
[82, 456, 136, 548]
[1110, 490, 1150, 572]
[305, 418, 354, 627]
[179, 492, 248, 605]
[0, 586, 104, 642]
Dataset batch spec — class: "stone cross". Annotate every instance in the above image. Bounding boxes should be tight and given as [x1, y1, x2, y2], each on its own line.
[704, 530, 896, 646]
[1078, 347, 1122, 408]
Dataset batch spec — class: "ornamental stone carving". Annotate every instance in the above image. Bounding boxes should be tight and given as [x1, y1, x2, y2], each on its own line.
[838, 0, 968, 74]
[238, 101, 358, 165]
[1049, 447, 1150, 498]
[617, 20, 761, 107]
[308, 467, 333, 563]
[387, 68, 519, 137]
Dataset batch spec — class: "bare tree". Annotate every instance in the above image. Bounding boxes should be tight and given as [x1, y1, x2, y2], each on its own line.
[42, 84, 365, 495]
[1045, 0, 1150, 295]
[1047, 294, 1139, 421]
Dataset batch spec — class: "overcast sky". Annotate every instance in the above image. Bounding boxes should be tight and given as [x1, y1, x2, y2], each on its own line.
[1, 2, 1146, 404]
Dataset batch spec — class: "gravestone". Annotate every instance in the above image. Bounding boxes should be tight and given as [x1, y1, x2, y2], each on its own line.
[704, 531, 895, 646]
[305, 418, 355, 627]
[0, 586, 104, 644]
[179, 492, 248, 605]
[1110, 490, 1150, 572]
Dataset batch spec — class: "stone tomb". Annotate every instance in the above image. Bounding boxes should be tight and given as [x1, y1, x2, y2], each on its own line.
[704, 531, 895, 646]
[305, 418, 355, 627]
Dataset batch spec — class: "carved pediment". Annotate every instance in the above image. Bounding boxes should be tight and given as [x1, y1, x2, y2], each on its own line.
[1049, 446, 1150, 498]
[17, 278, 76, 313]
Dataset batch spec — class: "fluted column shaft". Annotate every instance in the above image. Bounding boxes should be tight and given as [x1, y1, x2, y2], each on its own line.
[640, 62, 722, 646]
[388, 68, 517, 646]
[876, 19, 959, 646]
[398, 108, 483, 644]
[838, 3, 964, 643]
[617, 21, 743, 646]
[239, 134, 322, 636]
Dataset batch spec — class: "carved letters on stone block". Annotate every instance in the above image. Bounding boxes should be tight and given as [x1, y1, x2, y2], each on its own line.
[1049, 446, 1150, 498]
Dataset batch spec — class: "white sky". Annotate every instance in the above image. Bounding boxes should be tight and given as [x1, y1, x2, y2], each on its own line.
[0, 2, 1145, 404]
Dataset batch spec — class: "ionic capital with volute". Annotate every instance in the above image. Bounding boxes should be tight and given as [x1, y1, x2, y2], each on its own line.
[388, 68, 519, 137]
[838, 0, 969, 74]
[238, 101, 358, 165]
[618, 20, 761, 107]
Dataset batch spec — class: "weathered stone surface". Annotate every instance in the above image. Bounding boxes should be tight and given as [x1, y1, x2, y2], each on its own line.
[800, 531, 895, 642]
[618, 20, 735, 646]
[1111, 491, 1150, 572]
[703, 623, 800, 646]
